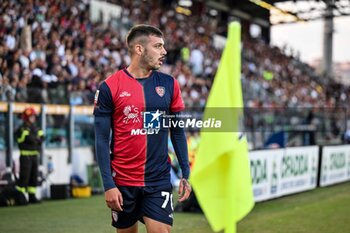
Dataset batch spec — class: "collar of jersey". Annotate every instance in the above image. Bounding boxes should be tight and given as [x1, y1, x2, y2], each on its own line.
[123, 68, 153, 80]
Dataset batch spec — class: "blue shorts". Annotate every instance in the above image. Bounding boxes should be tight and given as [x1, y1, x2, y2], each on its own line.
[111, 184, 174, 229]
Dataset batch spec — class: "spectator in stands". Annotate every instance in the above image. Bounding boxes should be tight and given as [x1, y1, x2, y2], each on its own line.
[27, 72, 45, 103]
[343, 128, 350, 144]
[0, 0, 349, 147]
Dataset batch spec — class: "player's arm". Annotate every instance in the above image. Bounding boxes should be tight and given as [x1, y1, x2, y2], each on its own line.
[169, 77, 191, 202]
[94, 82, 123, 211]
[169, 114, 191, 202]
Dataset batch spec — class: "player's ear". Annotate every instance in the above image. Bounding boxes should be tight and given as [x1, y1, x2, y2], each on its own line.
[135, 44, 144, 56]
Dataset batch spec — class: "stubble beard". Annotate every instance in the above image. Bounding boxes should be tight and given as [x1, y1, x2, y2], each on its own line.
[142, 49, 160, 70]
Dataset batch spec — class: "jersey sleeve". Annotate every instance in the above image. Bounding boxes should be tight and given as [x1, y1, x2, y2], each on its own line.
[93, 82, 113, 117]
[170, 115, 190, 179]
[93, 82, 115, 191]
[170, 78, 185, 112]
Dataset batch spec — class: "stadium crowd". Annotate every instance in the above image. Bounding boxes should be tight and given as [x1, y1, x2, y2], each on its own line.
[1, 0, 349, 110]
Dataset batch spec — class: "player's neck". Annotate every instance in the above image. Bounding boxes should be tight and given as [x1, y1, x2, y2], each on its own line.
[127, 63, 152, 79]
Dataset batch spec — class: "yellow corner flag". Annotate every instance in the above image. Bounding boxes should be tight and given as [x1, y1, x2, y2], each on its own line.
[190, 22, 254, 233]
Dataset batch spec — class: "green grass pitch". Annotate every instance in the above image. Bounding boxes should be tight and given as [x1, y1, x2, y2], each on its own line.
[0, 182, 349, 233]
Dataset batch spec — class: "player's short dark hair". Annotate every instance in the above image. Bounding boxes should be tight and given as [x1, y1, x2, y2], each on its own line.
[126, 24, 163, 46]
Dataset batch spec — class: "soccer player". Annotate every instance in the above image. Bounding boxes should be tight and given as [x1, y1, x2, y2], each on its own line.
[94, 25, 192, 233]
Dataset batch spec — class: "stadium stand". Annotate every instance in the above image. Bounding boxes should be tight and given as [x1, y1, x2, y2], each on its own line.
[0, 0, 349, 146]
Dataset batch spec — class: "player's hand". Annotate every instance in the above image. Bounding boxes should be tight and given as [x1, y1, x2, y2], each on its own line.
[178, 178, 192, 202]
[105, 187, 123, 211]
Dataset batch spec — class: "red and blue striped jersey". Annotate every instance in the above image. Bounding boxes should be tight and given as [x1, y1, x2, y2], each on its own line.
[94, 69, 189, 188]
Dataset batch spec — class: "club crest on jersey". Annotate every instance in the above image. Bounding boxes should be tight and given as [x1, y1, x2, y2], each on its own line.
[155, 86, 165, 97]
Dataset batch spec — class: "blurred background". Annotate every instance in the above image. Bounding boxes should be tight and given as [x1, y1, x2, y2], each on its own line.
[0, 0, 350, 232]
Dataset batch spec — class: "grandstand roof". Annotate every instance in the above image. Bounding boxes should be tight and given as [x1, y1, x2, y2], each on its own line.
[204, 0, 299, 27]
[205, 0, 271, 27]
[205, 0, 350, 25]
